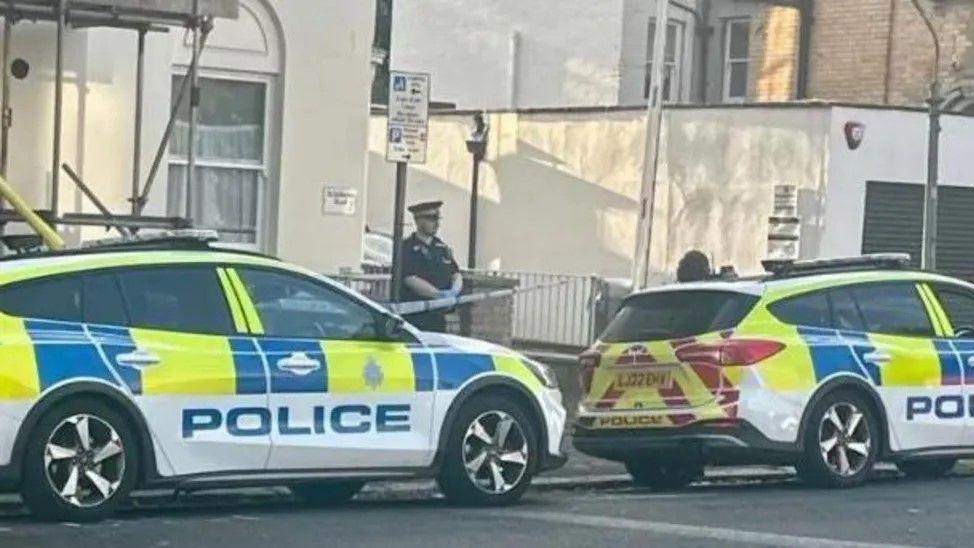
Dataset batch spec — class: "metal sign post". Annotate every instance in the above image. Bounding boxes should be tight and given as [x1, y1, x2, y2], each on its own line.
[631, 0, 670, 289]
[386, 71, 430, 303]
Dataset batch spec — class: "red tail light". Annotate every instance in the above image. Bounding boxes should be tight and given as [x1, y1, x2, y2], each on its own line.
[675, 339, 784, 367]
[579, 350, 601, 392]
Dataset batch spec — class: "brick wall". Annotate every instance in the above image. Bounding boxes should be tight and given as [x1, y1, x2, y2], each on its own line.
[749, 6, 801, 101]
[749, 0, 974, 108]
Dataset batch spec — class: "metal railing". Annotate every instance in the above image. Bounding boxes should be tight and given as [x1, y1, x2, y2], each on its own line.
[328, 269, 643, 351]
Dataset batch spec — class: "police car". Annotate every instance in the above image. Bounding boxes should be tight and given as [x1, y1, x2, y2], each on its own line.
[0, 233, 566, 521]
[573, 254, 974, 489]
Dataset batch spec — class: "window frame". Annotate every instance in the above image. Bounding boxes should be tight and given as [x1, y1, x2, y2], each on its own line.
[232, 265, 417, 344]
[722, 18, 751, 103]
[644, 18, 685, 103]
[167, 70, 273, 247]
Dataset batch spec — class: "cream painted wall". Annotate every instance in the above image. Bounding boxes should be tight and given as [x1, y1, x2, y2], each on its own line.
[0, 0, 376, 273]
[651, 106, 831, 276]
[366, 105, 835, 279]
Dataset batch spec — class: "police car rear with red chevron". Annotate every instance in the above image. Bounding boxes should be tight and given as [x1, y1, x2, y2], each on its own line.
[0, 232, 566, 521]
[573, 255, 974, 490]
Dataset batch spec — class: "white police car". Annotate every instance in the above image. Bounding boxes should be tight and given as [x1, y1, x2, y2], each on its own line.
[0, 234, 566, 521]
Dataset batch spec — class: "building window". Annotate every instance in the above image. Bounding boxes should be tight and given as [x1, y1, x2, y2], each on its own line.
[645, 19, 684, 102]
[168, 75, 268, 244]
[723, 18, 751, 102]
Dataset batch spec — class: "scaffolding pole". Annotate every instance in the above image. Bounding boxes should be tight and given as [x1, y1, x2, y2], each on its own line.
[51, 0, 66, 216]
[1, 18, 10, 178]
[131, 27, 145, 214]
[185, 0, 200, 222]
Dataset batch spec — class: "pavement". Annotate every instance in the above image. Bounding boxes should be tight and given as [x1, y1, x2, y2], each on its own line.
[1, 466, 972, 547]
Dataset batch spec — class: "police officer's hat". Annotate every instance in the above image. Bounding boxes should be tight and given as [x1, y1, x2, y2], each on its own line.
[408, 200, 443, 218]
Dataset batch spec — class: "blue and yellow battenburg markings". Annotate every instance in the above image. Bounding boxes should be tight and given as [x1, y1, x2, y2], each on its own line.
[0, 322, 529, 399]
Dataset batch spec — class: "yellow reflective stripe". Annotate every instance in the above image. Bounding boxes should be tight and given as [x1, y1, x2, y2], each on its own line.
[216, 268, 248, 334]
[915, 284, 945, 337]
[226, 268, 264, 335]
[323, 341, 415, 394]
[867, 333, 941, 387]
[921, 284, 955, 337]
[493, 354, 542, 392]
[131, 329, 236, 395]
[0, 314, 39, 399]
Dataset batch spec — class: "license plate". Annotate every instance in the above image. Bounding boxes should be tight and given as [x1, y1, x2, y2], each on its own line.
[614, 370, 673, 389]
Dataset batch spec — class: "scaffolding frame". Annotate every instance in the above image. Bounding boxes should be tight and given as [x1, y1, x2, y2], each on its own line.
[0, 0, 233, 234]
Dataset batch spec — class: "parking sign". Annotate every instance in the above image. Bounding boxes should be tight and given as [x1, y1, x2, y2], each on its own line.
[386, 71, 430, 163]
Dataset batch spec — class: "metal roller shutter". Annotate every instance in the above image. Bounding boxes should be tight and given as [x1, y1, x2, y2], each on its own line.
[861, 181, 974, 281]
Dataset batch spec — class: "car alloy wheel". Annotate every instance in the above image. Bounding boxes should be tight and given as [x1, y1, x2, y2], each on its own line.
[818, 402, 871, 478]
[44, 414, 126, 508]
[462, 410, 529, 495]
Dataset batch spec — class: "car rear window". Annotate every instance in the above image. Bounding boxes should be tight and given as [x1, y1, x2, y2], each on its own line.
[600, 290, 759, 343]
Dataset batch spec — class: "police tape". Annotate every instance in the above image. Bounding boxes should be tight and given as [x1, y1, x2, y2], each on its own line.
[388, 278, 576, 316]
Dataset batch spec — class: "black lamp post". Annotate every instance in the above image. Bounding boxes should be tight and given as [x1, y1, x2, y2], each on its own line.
[465, 113, 489, 270]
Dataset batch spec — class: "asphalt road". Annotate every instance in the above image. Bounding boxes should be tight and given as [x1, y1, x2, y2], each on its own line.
[1, 473, 972, 547]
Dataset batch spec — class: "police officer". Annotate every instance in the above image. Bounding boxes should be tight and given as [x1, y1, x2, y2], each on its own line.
[676, 250, 713, 283]
[399, 201, 463, 332]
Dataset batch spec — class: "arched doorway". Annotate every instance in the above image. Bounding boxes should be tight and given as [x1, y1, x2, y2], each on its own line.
[167, 0, 284, 251]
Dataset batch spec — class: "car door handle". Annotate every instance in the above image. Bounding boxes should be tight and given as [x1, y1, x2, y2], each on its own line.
[276, 352, 321, 376]
[115, 349, 161, 370]
[968, 356, 974, 369]
[862, 351, 892, 366]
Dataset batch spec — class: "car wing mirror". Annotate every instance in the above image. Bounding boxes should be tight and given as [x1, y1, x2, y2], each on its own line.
[955, 327, 974, 339]
[380, 314, 407, 340]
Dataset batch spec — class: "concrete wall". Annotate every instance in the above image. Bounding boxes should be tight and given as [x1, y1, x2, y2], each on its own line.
[649, 106, 830, 275]
[366, 105, 838, 279]
[391, 0, 630, 110]
[1, 0, 376, 273]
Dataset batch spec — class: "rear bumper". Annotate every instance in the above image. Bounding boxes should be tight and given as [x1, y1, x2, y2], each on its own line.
[571, 419, 798, 464]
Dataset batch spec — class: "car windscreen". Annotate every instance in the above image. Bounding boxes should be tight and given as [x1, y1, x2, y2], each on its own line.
[600, 290, 760, 343]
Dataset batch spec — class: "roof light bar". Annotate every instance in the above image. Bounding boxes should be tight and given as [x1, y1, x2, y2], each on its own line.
[81, 229, 219, 249]
[762, 253, 912, 276]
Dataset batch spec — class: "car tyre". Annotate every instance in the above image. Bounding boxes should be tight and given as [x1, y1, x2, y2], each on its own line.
[438, 394, 538, 506]
[896, 458, 956, 479]
[20, 398, 138, 522]
[796, 389, 879, 488]
[291, 481, 364, 505]
[625, 458, 701, 490]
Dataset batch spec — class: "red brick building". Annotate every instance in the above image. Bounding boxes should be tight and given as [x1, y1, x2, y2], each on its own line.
[749, 0, 974, 111]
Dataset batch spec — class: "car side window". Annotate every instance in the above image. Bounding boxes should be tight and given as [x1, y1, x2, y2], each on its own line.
[115, 267, 234, 335]
[82, 272, 128, 326]
[0, 276, 81, 322]
[932, 285, 974, 331]
[849, 283, 935, 338]
[827, 287, 866, 332]
[236, 268, 383, 341]
[768, 290, 831, 329]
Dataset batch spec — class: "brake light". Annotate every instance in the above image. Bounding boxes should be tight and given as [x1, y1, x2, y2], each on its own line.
[579, 350, 601, 392]
[675, 339, 784, 367]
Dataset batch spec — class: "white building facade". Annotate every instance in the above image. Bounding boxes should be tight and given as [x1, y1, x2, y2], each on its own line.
[391, 0, 764, 109]
[2, 0, 376, 273]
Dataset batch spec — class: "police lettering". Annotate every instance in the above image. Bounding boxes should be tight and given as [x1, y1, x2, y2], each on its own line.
[597, 415, 664, 427]
[182, 404, 412, 438]
[906, 395, 974, 420]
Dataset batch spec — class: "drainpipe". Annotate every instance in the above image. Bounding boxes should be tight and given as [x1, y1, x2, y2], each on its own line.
[795, 0, 815, 100]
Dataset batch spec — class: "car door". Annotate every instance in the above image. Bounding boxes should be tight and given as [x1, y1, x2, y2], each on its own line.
[927, 283, 974, 445]
[226, 266, 436, 470]
[843, 282, 961, 451]
[91, 265, 271, 477]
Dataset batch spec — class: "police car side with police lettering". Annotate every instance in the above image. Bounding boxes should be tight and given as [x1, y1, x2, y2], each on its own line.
[573, 255, 974, 490]
[0, 235, 566, 521]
